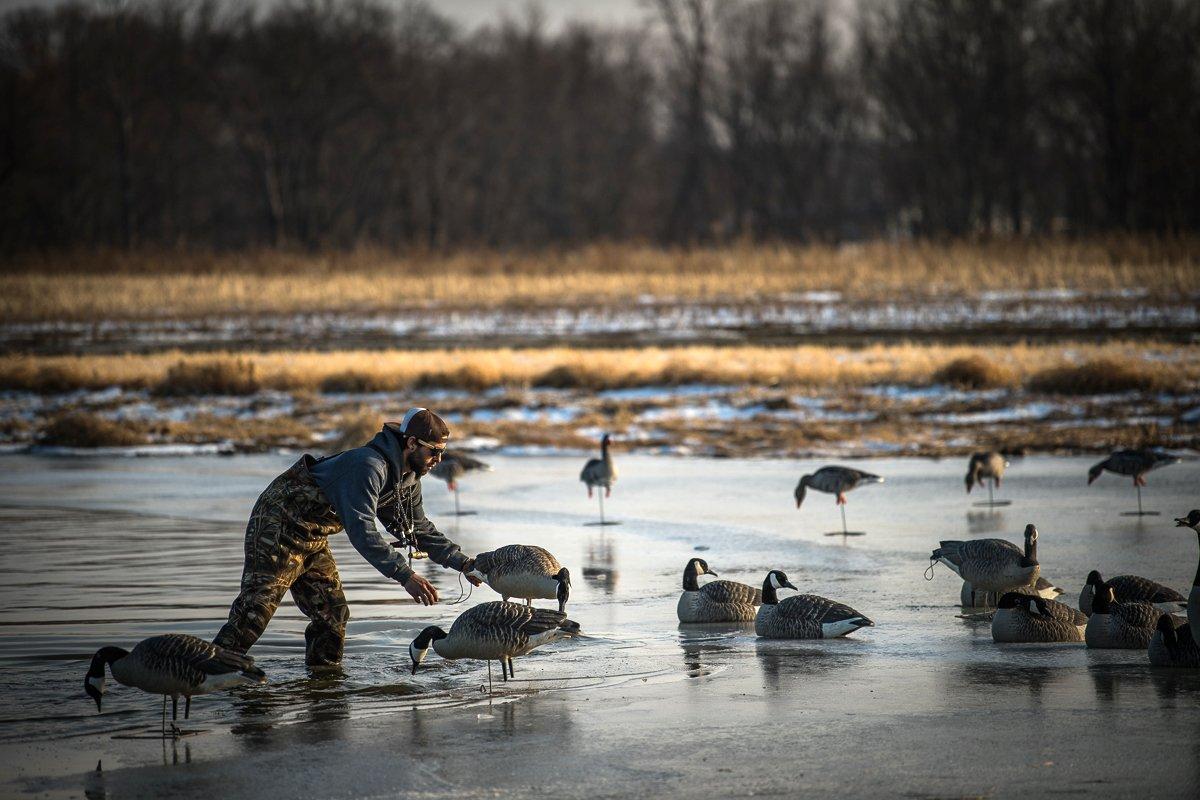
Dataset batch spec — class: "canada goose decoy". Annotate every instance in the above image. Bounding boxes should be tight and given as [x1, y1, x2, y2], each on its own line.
[1084, 585, 1162, 649]
[580, 433, 618, 526]
[409, 601, 580, 693]
[965, 451, 1010, 507]
[754, 570, 874, 639]
[84, 634, 266, 737]
[1147, 614, 1200, 667]
[1087, 447, 1183, 516]
[677, 558, 762, 623]
[468, 544, 571, 612]
[794, 466, 884, 536]
[1077, 570, 1186, 617]
[430, 450, 491, 516]
[931, 523, 1040, 594]
[990, 592, 1086, 643]
[960, 576, 1064, 608]
[1175, 510, 1200, 643]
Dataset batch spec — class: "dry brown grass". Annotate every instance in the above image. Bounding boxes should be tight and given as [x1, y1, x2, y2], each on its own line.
[934, 355, 1016, 389]
[3, 237, 1196, 322]
[39, 412, 146, 447]
[1028, 357, 1166, 395]
[155, 358, 261, 396]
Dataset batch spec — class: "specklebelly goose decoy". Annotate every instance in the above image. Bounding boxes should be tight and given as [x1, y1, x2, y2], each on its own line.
[1077, 570, 1186, 617]
[1087, 447, 1183, 515]
[580, 433, 618, 524]
[677, 558, 762, 623]
[430, 450, 491, 515]
[961, 576, 1064, 608]
[1176, 510, 1200, 643]
[990, 592, 1086, 643]
[1147, 614, 1200, 668]
[409, 601, 580, 692]
[84, 634, 267, 737]
[468, 544, 571, 612]
[965, 451, 1009, 506]
[1084, 585, 1162, 649]
[931, 523, 1040, 594]
[794, 466, 884, 535]
[754, 570, 873, 639]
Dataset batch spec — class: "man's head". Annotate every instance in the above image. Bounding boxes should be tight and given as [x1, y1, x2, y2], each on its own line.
[387, 407, 449, 477]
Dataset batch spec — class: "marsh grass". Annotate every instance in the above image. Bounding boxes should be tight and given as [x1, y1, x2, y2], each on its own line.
[1028, 357, 1166, 394]
[4, 237, 1196, 322]
[934, 355, 1016, 389]
[156, 358, 261, 396]
[40, 412, 146, 447]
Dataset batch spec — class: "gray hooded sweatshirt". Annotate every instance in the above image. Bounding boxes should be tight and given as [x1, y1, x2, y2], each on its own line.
[309, 425, 469, 585]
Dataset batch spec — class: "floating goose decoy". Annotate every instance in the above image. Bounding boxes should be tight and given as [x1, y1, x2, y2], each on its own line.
[430, 450, 491, 516]
[1084, 585, 1162, 649]
[961, 576, 1064, 608]
[1176, 510, 1200, 642]
[990, 592, 1085, 643]
[677, 558, 762, 623]
[965, 451, 1009, 506]
[410, 601, 580, 692]
[84, 634, 266, 737]
[468, 544, 571, 612]
[1087, 447, 1183, 515]
[1147, 615, 1200, 668]
[931, 523, 1040, 594]
[754, 570, 874, 639]
[794, 466, 884, 535]
[580, 433, 618, 525]
[1077, 570, 1186, 617]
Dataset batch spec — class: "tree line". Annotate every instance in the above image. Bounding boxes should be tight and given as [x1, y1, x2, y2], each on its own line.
[2, 0, 1197, 252]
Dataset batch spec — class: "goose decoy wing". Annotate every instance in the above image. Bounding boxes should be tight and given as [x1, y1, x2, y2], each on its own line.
[699, 580, 763, 606]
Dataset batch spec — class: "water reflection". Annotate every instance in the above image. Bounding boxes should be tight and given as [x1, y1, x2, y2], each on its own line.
[677, 624, 750, 678]
[944, 662, 1063, 707]
[583, 536, 619, 594]
[83, 760, 107, 800]
[966, 510, 1006, 534]
[754, 639, 867, 694]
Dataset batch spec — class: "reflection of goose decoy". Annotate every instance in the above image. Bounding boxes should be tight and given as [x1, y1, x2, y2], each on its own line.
[84, 634, 267, 737]
[1084, 585, 1162, 649]
[991, 592, 1085, 643]
[409, 601, 580, 693]
[1175, 510, 1200, 642]
[468, 544, 571, 612]
[580, 433, 618, 525]
[430, 450, 491, 516]
[1087, 448, 1183, 516]
[755, 570, 874, 639]
[965, 451, 1009, 506]
[1148, 614, 1200, 667]
[583, 537, 619, 593]
[961, 576, 1064, 608]
[1077, 570, 1186, 617]
[677, 558, 761, 623]
[794, 466, 883, 536]
[931, 523, 1040, 594]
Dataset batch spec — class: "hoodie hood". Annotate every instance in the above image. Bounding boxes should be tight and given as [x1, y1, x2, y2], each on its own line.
[371, 425, 418, 487]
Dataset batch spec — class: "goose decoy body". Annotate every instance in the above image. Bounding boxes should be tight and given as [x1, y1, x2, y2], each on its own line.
[1088, 448, 1183, 515]
[580, 434, 617, 498]
[990, 592, 1086, 643]
[1147, 614, 1200, 668]
[795, 466, 883, 534]
[960, 576, 1064, 608]
[468, 544, 571, 612]
[1176, 510, 1200, 643]
[84, 634, 266, 737]
[932, 523, 1040, 594]
[965, 451, 1009, 505]
[430, 450, 491, 515]
[677, 558, 762, 623]
[1084, 585, 1162, 649]
[754, 570, 874, 639]
[409, 601, 580, 692]
[1077, 570, 1186, 617]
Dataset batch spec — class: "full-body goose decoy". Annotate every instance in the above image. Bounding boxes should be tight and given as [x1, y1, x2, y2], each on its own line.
[1175, 509, 1200, 643]
[754, 570, 874, 639]
[84, 634, 267, 737]
[1077, 570, 1186, 617]
[409, 601, 580, 692]
[580, 433, 618, 525]
[965, 451, 1010, 506]
[1147, 614, 1200, 667]
[430, 450, 491, 516]
[961, 576, 1064, 608]
[931, 523, 1041, 594]
[677, 558, 762, 623]
[1087, 447, 1183, 516]
[794, 466, 884, 536]
[467, 544, 571, 612]
[990, 592, 1086, 643]
[1084, 585, 1162, 649]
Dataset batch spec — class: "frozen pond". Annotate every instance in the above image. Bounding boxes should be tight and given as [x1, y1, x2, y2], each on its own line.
[1, 453, 1199, 798]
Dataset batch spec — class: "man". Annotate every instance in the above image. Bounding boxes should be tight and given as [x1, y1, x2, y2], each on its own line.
[214, 407, 479, 666]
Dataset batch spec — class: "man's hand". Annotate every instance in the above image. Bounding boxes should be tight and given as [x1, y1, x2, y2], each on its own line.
[461, 558, 483, 587]
[404, 574, 439, 605]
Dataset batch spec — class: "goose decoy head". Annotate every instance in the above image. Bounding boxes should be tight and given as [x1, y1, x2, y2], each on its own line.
[794, 476, 811, 508]
[1156, 613, 1179, 646]
[996, 592, 1029, 610]
[767, 570, 798, 592]
[1086, 463, 1104, 485]
[964, 469, 976, 494]
[1174, 509, 1200, 530]
[1086, 570, 1105, 588]
[83, 650, 110, 713]
[409, 626, 448, 675]
[683, 558, 713, 590]
[1023, 524, 1038, 542]
[556, 567, 571, 613]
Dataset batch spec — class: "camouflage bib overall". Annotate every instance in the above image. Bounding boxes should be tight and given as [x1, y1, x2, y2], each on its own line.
[214, 455, 350, 666]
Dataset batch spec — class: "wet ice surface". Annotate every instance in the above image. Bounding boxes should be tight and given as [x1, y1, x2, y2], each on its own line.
[1, 453, 1199, 798]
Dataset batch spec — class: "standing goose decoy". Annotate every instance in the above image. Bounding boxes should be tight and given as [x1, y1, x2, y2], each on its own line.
[1077, 570, 1186, 617]
[794, 466, 884, 536]
[1087, 447, 1183, 516]
[754, 570, 874, 639]
[931, 523, 1041, 594]
[430, 450, 492, 516]
[580, 433, 618, 525]
[409, 601, 580, 693]
[1147, 614, 1200, 668]
[990, 592, 1086, 643]
[1084, 585, 1162, 649]
[1175, 509, 1200, 643]
[467, 544, 571, 612]
[965, 451, 1010, 507]
[960, 576, 1064, 609]
[677, 558, 762, 623]
[84, 634, 267, 737]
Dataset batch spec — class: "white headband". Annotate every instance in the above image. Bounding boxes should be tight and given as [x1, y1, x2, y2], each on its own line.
[400, 407, 427, 433]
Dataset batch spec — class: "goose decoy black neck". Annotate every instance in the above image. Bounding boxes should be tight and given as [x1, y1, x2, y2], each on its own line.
[794, 475, 812, 508]
[83, 646, 128, 712]
[1091, 585, 1115, 615]
[1156, 613, 1179, 648]
[996, 592, 1029, 611]
[682, 558, 713, 591]
[555, 568, 571, 613]
[409, 626, 448, 674]
[1022, 524, 1039, 566]
[760, 570, 798, 605]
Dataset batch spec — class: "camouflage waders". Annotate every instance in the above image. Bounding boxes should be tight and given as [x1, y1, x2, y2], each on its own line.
[214, 455, 350, 666]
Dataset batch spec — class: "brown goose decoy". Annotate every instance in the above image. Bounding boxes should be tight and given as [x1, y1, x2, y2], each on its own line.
[991, 592, 1086, 643]
[794, 466, 884, 536]
[1084, 585, 1162, 649]
[965, 451, 1009, 506]
[1087, 448, 1183, 516]
[676, 558, 762, 623]
[580, 433, 618, 525]
[754, 570, 874, 639]
[1077, 570, 1186, 617]
[430, 450, 491, 516]
[931, 523, 1040, 594]
[1147, 614, 1200, 667]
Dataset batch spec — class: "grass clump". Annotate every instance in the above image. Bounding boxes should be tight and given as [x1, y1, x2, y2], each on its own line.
[1028, 357, 1163, 395]
[319, 371, 394, 394]
[934, 355, 1014, 389]
[157, 357, 260, 396]
[39, 412, 145, 447]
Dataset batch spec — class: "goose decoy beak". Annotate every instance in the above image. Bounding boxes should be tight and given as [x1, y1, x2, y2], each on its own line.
[783, 579, 798, 591]
[706, 569, 719, 578]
